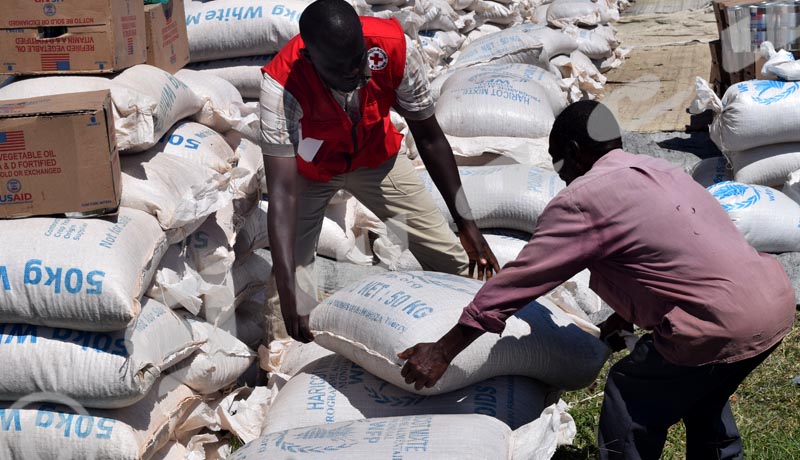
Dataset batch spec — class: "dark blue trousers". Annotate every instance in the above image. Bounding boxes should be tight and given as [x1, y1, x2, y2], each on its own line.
[598, 334, 779, 460]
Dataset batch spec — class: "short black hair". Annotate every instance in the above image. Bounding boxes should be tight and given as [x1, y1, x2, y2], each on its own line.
[299, 0, 362, 48]
[550, 100, 622, 154]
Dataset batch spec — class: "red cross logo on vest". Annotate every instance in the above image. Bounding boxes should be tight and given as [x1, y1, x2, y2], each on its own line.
[367, 47, 388, 71]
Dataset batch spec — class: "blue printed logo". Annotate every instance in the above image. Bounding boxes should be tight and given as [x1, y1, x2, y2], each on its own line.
[749, 80, 799, 105]
[43, 4, 56, 16]
[709, 181, 761, 212]
[6, 179, 20, 194]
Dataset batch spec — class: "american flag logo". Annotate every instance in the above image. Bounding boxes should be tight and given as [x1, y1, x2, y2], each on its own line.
[41, 53, 70, 71]
[0, 131, 25, 153]
[127, 37, 134, 55]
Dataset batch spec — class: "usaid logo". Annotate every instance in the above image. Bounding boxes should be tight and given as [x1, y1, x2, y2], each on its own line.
[43, 4, 56, 17]
[7, 179, 21, 194]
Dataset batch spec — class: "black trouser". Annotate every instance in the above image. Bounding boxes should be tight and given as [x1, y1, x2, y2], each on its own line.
[598, 334, 779, 460]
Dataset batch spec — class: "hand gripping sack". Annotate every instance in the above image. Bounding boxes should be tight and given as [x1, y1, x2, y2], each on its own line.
[436, 65, 557, 140]
[0, 298, 201, 409]
[419, 165, 566, 233]
[0, 208, 167, 331]
[112, 65, 205, 152]
[691, 77, 800, 152]
[234, 412, 576, 460]
[175, 69, 259, 133]
[454, 23, 578, 70]
[709, 181, 800, 253]
[0, 377, 199, 460]
[185, 0, 312, 63]
[310, 271, 610, 394]
[263, 353, 559, 433]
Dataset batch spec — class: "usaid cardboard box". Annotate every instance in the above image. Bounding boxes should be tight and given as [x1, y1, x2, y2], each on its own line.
[0, 90, 121, 218]
[144, 0, 189, 74]
[0, 0, 146, 74]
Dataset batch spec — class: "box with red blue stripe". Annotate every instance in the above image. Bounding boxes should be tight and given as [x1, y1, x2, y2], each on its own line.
[0, 90, 120, 218]
[0, 0, 145, 74]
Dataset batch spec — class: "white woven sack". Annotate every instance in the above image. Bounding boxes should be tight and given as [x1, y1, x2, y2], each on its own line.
[112, 65, 205, 152]
[562, 25, 614, 59]
[311, 271, 609, 394]
[547, 0, 619, 28]
[0, 378, 199, 460]
[760, 41, 800, 81]
[228, 135, 266, 219]
[121, 148, 235, 243]
[187, 55, 274, 100]
[158, 121, 239, 174]
[690, 78, 800, 152]
[784, 170, 800, 205]
[148, 208, 237, 314]
[455, 23, 578, 70]
[234, 411, 575, 460]
[0, 298, 200, 408]
[414, 0, 461, 31]
[728, 143, 800, 187]
[708, 181, 800, 253]
[185, 0, 312, 62]
[466, 0, 523, 25]
[176, 69, 259, 133]
[420, 165, 565, 232]
[689, 156, 733, 188]
[436, 65, 557, 140]
[264, 353, 557, 433]
[0, 76, 160, 152]
[170, 313, 256, 395]
[0, 208, 166, 331]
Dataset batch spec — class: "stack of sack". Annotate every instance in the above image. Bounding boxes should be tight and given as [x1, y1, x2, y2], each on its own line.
[253, 271, 610, 459]
[0, 64, 269, 458]
[690, 51, 800, 305]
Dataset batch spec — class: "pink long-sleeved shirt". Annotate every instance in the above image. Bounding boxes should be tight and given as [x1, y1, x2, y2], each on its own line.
[459, 150, 795, 366]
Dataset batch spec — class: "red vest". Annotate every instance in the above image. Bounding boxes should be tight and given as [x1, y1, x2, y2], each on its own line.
[263, 17, 406, 182]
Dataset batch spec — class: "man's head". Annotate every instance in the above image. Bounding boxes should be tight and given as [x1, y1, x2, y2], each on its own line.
[299, 0, 367, 92]
[549, 100, 623, 184]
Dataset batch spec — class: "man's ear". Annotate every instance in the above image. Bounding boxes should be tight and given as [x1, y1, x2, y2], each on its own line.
[566, 140, 580, 162]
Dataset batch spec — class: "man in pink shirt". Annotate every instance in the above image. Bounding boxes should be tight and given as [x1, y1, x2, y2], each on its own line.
[399, 101, 795, 459]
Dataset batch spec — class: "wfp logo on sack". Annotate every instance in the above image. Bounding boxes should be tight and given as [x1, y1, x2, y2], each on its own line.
[738, 80, 800, 106]
[274, 424, 357, 453]
[708, 181, 761, 212]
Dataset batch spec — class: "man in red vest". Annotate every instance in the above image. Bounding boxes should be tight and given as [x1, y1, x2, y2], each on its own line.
[260, 0, 500, 343]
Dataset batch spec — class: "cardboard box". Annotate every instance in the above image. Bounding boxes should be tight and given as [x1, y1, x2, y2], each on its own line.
[144, 0, 189, 74]
[0, 90, 121, 218]
[0, 0, 146, 74]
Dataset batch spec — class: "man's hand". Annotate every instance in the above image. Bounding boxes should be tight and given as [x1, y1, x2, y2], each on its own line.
[458, 220, 501, 280]
[599, 312, 633, 352]
[281, 288, 316, 343]
[398, 342, 452, 391]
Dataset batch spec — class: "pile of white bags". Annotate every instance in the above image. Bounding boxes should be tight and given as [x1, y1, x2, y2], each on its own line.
[175, 69, 260, 133]
[187, 55, 273, 100]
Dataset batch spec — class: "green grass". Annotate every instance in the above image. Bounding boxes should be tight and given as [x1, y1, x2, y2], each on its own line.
[554, 311, 800, 460]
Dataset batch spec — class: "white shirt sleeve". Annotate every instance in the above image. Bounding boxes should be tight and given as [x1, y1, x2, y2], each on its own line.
[394, 36, 435, 121]
[259, 72, 303, 157]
